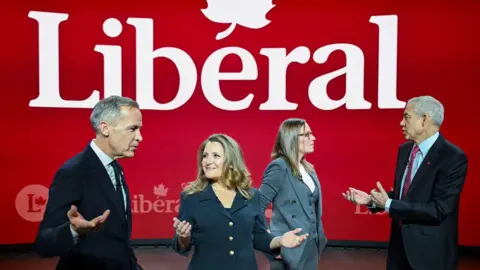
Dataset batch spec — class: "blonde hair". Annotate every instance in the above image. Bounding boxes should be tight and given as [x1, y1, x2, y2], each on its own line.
[271, 118, 315, 178]
[183, 134, 254, 200]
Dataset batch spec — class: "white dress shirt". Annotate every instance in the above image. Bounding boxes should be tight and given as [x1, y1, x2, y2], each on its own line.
[299, 164, 316, 192]
[71, 140, 127, 243]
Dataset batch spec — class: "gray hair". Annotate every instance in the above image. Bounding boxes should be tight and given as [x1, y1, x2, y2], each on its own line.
[407, 96, 444, 127]
[90, 95, 139, 133]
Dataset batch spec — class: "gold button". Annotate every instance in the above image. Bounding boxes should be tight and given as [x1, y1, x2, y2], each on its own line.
[229, 250, 234, 255]
[229, 236, 233, 241]
[229, 222, 233, 226]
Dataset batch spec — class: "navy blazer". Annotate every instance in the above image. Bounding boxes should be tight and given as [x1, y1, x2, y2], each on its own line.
[371, 134, 468, 270]
[33, 144, 141, 270]
[172, 184, 278, 270]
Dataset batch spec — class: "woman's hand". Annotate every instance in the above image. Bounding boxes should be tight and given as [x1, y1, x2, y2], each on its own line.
[280, 228, 309, 248]
[173, 217, 192, 239]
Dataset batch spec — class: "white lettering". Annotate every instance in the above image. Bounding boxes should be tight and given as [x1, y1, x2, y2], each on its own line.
[127, 18, 197, 110]
[309, 44, 371, 110]
[202, 47, 256, 111]
[28, 11, 99, 108]
[27, 12, 405, 111]
[259, 47, 310, 110]
[94, 18, 124, 98]
[370, 15, 405, 109]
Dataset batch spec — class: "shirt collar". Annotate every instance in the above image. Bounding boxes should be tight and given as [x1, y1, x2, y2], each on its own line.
[90, 140, 114, 167]
[416, 131, 439, 156]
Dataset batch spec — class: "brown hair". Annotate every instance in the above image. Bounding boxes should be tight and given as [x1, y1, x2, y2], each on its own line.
[271, 118, 315, 178]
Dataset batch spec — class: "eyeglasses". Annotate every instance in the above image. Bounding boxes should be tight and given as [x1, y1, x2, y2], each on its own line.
[298, 132, 314, 138]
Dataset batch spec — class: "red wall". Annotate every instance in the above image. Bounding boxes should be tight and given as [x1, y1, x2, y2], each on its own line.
[1, 0, 479, 246]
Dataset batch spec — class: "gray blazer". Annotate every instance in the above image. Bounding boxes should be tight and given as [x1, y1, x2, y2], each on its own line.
[259, 157, 327, 269]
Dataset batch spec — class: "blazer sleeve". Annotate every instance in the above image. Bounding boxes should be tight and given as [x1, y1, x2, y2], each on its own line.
[172, 192, 195, 256]
[33, 166, 83, 258]
[252, 190, 279, 255]
[259, 160, 287, 214]
[389, 153, 468, 224]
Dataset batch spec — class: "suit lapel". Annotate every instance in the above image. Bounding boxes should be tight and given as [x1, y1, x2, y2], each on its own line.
[395, 143, 411, 199]
[199, 184, 248, 219]
[229, 192, 248, 215]
[309, 172, 322, 217]
[286, 172, 311, 219]
[199, 184, 231, 219]
[405, 135, 444, 197]
[84, 145, 127, 227]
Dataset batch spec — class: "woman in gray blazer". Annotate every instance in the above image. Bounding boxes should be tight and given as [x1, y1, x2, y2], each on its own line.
[259, 118, 327, 270]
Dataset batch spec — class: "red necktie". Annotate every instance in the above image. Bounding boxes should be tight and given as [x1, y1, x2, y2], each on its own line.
[401, 145, 420, 199]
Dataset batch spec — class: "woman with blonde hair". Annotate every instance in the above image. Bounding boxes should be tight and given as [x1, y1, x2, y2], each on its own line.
[259, 118, 327, 270]
[172, 134, 308, 270]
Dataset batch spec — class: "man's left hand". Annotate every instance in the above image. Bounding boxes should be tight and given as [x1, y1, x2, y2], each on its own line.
[371, 181, 388, 209]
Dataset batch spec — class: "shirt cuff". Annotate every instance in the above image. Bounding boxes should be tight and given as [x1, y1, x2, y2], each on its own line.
[385, 198, 392, 213]
[70, 225, 79, 244]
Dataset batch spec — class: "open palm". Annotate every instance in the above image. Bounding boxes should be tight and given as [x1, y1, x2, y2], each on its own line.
[343, 188, 371, 205]
[280, 228, 308, 248]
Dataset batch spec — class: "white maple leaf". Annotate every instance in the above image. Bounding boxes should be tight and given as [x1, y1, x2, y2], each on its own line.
[201, 0, 275, 40]
[153, 184, 168, 198]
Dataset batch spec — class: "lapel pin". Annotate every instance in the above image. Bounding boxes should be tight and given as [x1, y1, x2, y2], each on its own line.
[427, 162, 431, 165]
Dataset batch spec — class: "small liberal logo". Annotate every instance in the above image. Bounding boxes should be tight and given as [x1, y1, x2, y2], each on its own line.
[15, 184, 49, 222]
[202, 0, 275, 40]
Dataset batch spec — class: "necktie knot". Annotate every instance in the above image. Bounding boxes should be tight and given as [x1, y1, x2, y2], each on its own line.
[110, 160, 122, 188]
[110, 160, 119, 171]
[412, 144, 420, 155]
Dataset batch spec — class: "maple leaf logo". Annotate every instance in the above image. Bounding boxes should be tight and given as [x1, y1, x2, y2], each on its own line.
[201, 0, 275, 40]
[153, 184, 168, 198]
[35, 196, 47, 207]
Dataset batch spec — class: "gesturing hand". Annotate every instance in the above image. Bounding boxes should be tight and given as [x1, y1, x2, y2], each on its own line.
[370, 181, 389, 209]
[280, 228, 309, 248]
[68, 205, 110, 235]
[342, 187, 372, 205]
[173, 217, 192, 239]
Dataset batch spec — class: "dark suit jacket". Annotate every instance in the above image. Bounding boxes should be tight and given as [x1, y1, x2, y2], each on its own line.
[172, 184, 278, 270]
[34, 144, 141, 270]
[259, 158, 327, 269]
[372, 134, 468, 270]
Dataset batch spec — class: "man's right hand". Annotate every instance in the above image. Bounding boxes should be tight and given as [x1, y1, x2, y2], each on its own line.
[342, 187, 372, 205]
[68, 205, 110, 235]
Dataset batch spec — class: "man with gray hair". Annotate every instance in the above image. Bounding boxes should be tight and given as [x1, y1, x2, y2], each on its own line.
[34, 95, 144, 270]
[343, 95, 468, 270]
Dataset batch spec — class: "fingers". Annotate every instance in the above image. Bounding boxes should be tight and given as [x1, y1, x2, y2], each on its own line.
[67, 205, 78, 218]
[293, 233, 309, 247]
[291, 228, 302, 234]
[182, 223, 192, 235]
[173, 217, 180, 227]
[173, 219, 192, 237]
[342, 190, 353, 202]
[377, 181, 387, 195]
[298, 233, 309, 240]
[102, 209, 111, 219]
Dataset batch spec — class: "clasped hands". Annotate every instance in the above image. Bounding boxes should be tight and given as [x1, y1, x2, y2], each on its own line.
[342, 181, 389, 209]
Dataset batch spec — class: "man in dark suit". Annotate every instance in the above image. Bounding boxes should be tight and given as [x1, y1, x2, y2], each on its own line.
[34, 95, 144, 270]
[343, 95, 468, 270]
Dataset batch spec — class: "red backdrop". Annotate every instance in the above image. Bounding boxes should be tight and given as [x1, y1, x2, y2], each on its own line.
[2, 0, 479, 246]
